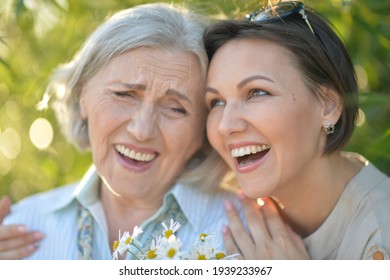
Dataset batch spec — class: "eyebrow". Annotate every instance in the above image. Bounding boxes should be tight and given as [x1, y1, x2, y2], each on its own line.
[205, 86, 219, 95]
[113, 83, 191, 103]
[166, 89, 191, 103]
[205, 75, 275, 95]
[237, 75, 275, 89]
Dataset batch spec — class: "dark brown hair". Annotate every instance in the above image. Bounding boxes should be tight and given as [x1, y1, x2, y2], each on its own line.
[203, 6, 358, 154]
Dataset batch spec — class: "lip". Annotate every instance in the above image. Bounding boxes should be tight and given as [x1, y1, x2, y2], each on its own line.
[228, 142, 270, 173]
[114, 143, 159, 172]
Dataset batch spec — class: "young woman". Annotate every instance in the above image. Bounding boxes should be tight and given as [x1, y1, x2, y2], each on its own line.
[204, 1, 390, 259]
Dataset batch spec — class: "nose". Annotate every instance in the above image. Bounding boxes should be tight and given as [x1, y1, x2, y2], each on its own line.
[126, 103, 158, 142]
[218, 103, 247, 136]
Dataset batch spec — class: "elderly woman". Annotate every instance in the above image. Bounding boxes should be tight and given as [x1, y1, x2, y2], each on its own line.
[1, 3, 233, 259]
[203, 1, 390, 259]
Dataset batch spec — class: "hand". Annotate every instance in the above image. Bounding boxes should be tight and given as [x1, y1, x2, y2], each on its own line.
[223, 194, 310, 259]
[0, 196, 45, 259]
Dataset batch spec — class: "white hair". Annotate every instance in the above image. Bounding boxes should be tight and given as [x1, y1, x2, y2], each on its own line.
[44, 3, 226, 190]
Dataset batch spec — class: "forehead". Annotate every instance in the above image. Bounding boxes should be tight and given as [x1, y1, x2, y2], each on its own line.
[94, 47, 205, 93]
[208, 38, 297, 80]
[213, 38, 293, 66]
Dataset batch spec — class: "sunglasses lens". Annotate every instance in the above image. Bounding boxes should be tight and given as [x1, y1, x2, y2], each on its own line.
[248, 1, 303, 22]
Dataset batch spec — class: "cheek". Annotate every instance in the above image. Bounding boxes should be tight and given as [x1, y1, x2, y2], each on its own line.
[206, 113, 222, 150]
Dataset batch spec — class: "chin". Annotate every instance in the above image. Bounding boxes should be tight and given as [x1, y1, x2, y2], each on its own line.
[238, 177, 274, 199]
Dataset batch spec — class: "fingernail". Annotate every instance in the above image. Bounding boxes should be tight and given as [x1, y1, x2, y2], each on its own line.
[26, 244, 36, 252]
[224, 200, 233, 211]
[33, 232, 45, 240]
[237, 190, 245, 200]
[222, 224, 229, 234]
[17, 226, 28, 233]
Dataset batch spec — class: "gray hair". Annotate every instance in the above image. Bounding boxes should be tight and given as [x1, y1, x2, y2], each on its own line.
[44, 3, 225, 190]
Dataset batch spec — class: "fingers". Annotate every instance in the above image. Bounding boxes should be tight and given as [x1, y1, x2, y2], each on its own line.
[224, 199, 254, 259]
[0, 224, 30, 241]
[0, 227, 44, 250]
[238, 193, 271, 243]
[0, 196, 44, 259]
[222, 225, 243, 259]
[0, 196, 11, 223]
[0, 225, 45, 259]
[285, 225, 308, 255]
[261, 197, 289, 240]
[0, 244, 38, 260]
[261, 197, 310, 259]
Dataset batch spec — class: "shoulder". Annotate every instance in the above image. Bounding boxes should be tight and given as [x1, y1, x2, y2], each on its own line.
[357, 163, 390, 219]
[341, 163, 390, 259]
[4, 183, 78, 224]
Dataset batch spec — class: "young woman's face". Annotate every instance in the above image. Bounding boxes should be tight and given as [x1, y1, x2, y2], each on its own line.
[205, 39, 327, 199]
[80, 48, 206, 203]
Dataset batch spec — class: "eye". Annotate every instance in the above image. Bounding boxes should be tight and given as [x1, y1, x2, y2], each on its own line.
[162, 100, 187, 116]
[249, 89, 270, 98]
[208, 99, 225, 109]
[114, 91, 137, 99]
[170, 106, 187, 115]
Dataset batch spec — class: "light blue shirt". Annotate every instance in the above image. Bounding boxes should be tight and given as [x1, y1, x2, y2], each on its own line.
[4, 165, 239, 260]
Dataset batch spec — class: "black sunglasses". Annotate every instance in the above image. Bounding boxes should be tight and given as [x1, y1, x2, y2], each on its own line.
[245, 1, 315, 35]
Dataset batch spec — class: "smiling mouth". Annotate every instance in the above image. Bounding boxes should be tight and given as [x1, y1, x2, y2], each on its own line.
[230, 144, 270, 167]
[115, 144, 157, 164]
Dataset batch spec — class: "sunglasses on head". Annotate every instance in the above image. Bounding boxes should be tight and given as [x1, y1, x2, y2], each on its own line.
[245, 1, 315, 35]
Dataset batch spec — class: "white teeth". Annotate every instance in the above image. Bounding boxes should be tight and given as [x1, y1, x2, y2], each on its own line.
[115, 144, 156, 162]
[230, 144, 270, 158]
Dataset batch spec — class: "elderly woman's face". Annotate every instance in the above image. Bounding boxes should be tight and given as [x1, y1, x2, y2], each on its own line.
[79, 48, 206, 202]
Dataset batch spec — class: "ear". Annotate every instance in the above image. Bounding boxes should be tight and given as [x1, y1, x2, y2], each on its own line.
[318, 86, 342, 126]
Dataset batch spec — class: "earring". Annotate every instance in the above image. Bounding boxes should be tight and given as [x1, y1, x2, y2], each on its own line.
[323, 122, 335, 135]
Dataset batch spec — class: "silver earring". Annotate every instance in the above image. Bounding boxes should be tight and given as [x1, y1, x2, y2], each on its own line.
[323, 122, 335, 135]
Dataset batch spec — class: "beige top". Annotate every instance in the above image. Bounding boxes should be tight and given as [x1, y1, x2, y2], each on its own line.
[304, 153, 390, 259]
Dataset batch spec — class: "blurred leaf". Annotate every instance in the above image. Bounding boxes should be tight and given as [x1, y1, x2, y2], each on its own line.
[359, 0, 390, 15]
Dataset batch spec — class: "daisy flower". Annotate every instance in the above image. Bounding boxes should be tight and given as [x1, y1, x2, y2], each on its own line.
[162, 219, 181, 239]
[157, 235, 183, 260]
[112, 230, 131, 260]
[144, 236, 165, 260]
[111, 226, 143, 260]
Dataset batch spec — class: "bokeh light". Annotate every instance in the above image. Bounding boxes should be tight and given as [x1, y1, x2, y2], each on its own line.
[355, 65, 368, 91]
[356, 108, 366, 127]
[29, 118, 54, 150]
[0, 127, 21, 159]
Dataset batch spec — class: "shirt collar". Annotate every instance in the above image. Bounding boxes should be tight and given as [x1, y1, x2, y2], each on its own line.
[168, 182, 210, 232]
[48, 165, 209, 232]
[47, 165, 100, 213]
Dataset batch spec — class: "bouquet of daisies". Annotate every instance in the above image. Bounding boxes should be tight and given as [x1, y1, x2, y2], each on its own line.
[112, 219, 238, 260]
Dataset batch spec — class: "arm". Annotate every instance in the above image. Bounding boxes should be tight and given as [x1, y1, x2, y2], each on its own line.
[223, 194, 309, 259]
[0, 196, 44, 259]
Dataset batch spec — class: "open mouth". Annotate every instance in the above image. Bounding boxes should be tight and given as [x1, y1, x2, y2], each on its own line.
[230, 144, 270, 167]
[115, 144, 158, 166]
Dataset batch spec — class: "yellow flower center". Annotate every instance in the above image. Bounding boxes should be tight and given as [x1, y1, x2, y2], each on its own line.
[199, 233, 208, 240]
[146, 249, 157, 259]
[125, 237, 132, 245]
[198, 254, 206, 260]
[167, 248, 176, 258]
[215, 252, 225, 260]
[113, 240, 119, 251]
[164, 229, 173, 239]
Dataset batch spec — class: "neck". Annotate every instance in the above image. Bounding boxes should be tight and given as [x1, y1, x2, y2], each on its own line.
[274, 152, 362, 238]
[99, 182, 163, 248]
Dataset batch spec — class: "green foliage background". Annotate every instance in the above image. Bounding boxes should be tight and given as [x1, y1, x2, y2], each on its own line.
[0, 0, 389, 202]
